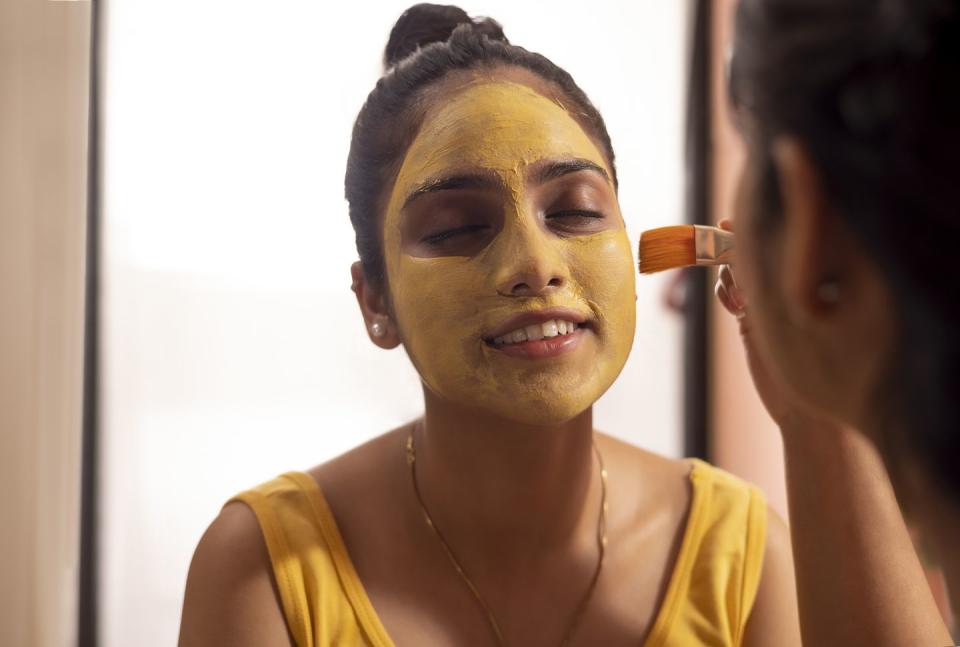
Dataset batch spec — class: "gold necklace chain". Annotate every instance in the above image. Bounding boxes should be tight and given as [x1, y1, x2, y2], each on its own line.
[405, 424, 608, 647]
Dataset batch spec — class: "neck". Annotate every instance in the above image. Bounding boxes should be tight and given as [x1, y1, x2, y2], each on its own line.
[410, 388, 602, 564]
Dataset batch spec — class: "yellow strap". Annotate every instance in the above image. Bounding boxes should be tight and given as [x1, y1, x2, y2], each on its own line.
[283, 472, 397, 647]
[642, 459, 711, 647]
[735, 486, 767, 643]
[228, 489, 314, 647]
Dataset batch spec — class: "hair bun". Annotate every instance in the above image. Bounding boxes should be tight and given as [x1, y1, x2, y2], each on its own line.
[384, 3, 507, 69]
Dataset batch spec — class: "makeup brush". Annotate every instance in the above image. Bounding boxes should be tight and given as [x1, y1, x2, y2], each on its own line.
[638, 225, 735, 274]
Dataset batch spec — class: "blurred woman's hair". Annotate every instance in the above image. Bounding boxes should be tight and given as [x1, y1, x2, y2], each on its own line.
[730, 0, 960, 503]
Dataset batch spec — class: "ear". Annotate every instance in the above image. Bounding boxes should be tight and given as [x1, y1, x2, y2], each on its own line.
[770, 137, 848, 324]
[350, 261, 401, 349]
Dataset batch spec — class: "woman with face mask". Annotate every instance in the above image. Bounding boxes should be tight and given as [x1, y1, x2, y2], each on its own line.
[179, 4, 802, 646]
[716, 0, 959, 643]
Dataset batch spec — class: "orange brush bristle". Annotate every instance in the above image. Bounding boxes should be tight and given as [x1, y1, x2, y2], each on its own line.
[638, 225, 696, 274]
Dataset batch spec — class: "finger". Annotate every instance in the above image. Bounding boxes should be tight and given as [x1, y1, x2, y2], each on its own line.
[718, 264, 736, 291]
[714, 279, 742, 317]
[719, 265, 746, 310]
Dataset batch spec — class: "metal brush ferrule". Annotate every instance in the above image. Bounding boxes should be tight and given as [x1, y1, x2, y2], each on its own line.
[694, 225, 736, 265]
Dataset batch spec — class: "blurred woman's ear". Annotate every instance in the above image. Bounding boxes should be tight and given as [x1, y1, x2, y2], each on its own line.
[769, 137, 898, 426]
[350, 261, 401, 349]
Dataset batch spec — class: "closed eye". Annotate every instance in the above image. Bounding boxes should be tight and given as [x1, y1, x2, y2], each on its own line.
[546, 210, 604, 220]
[545, 209, 608, 236]
[421, 224, 491, 245]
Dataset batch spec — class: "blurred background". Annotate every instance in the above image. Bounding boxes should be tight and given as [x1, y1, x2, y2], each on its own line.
[8, 1, 944, 646]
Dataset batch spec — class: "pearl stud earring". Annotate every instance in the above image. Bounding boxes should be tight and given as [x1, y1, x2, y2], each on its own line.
[370, 321, 385, 337]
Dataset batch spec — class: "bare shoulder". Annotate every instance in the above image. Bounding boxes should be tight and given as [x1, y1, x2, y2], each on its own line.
[180, 429, 409, 647]
[306, 425, 410, 515]
[594, 432, 691, 478]
[595, 433, 693, 504]
[308, 426, 407, 485]
[594, 433, 695, 544]
[178, 502, 292, 647]
[301, 426, 413, 561]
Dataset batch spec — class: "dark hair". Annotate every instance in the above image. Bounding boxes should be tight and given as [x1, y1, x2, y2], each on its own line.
[730, 0, 960, 503]
[344, 3, 618, 288]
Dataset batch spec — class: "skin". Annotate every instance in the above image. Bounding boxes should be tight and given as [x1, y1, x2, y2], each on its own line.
[179, 70, 801, 646]
[716, 135, 956, 644]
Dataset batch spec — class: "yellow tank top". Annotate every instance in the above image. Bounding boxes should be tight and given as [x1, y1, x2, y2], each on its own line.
[228, 458, 766, 647]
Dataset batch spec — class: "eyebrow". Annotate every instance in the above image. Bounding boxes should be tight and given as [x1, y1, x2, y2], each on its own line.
[529, 158, 610, 185]
[402, 173, 504, 209]
[400, 158, 610, 210]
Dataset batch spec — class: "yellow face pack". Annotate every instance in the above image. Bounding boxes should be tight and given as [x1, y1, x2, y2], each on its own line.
[382, 80, 636, 424]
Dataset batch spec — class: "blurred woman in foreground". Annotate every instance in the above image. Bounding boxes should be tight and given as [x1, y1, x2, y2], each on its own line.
[717, 0, 959, 643]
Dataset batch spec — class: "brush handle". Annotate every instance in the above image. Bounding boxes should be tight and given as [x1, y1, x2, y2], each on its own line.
[693, 225, 735, 265]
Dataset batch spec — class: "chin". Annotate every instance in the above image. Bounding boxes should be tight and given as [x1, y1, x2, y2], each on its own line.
[451, 380, 605, 427]
[498, 398, 594, 427]
[420, 350, 627, 426]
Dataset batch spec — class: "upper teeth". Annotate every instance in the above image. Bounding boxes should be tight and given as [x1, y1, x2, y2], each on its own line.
[491, 320, 580, 346]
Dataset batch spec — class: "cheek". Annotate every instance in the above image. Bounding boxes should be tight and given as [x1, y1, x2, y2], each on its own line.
[735, 225, 762, 302]
[730, 162, 791, 367]
[732, 163, 765, 300]
[567, 231, 637, 344]
[390, 256, 483, 341]
[732, 182, 800, 381]
[736, 227, 787, 372]
[386, 255, 492, 391]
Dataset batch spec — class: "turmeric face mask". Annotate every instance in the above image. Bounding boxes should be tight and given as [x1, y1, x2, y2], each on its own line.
[382, 80, 636, 425]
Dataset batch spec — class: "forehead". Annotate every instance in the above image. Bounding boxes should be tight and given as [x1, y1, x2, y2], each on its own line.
[396, 80, 609, 185]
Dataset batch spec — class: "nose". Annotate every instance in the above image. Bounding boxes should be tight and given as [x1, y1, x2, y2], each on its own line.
[493, 223, 568, 297]
[499, 269, 565, 297]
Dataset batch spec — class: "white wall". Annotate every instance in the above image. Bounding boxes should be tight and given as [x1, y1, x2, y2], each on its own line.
[101, 1, 691, 644]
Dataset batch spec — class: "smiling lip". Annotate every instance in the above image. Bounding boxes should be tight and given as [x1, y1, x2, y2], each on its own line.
[489, 327, 586, 359]
[483, 307, 590, 342]
[482, 307, 591, 360]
